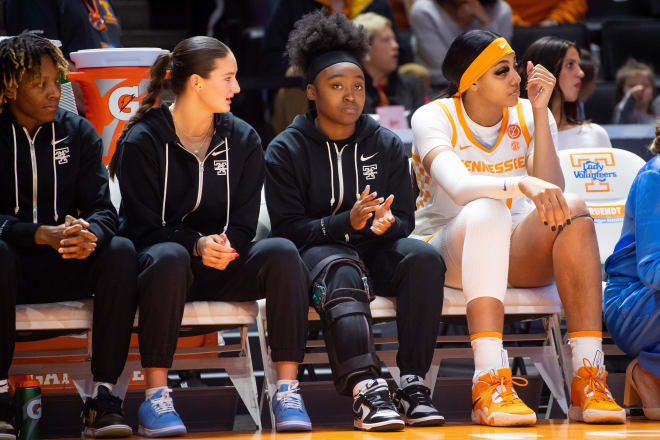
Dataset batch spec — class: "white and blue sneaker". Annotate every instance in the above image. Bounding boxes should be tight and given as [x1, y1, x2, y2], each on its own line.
[272, 381, 312, 432]
[137, 388, 186, 437]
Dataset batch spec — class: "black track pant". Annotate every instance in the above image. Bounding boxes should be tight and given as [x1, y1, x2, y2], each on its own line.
[0, 237, 138, 383]
[303, 238, 445, 381]
[136, 237, 309, 368]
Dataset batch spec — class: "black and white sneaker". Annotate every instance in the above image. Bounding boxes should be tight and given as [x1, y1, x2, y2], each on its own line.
[81, 386, 132, 438]
[393, 377, 445, 426]
[0, 393, 16, 440]
[352, 379, 405, 431]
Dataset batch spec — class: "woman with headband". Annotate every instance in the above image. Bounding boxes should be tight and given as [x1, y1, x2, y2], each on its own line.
[265, 11, 446, 431]
[109, 36, 312, 434]
[410, 30, 624, 426]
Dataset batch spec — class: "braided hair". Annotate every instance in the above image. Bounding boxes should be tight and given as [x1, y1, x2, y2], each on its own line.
[0, 33, 68, 112]
[108, 36, 231, 177]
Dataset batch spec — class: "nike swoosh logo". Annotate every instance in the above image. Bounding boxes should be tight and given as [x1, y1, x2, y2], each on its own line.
[472, 397, 481, 410]
[498, 43, 507, 49]
[459, 145, 471, 150]
[360, 152, 378, 161]
[53, 136, 69, 146]
[212, 148, 229, 156]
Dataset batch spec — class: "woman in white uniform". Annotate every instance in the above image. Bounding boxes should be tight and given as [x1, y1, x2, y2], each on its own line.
[411, 29, 625, 426]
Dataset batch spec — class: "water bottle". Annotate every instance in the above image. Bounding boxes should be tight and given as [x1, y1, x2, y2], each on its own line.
[15, 379, 41, 440]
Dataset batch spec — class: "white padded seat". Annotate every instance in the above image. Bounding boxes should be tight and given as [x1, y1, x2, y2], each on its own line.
[444, 284, 561, 315]
[307, 285, 561, 320]
[133, 301, 258, 327]
[15, 299, 93, 331]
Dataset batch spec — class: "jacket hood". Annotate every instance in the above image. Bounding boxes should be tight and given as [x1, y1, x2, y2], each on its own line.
[288, 111, 381, 146]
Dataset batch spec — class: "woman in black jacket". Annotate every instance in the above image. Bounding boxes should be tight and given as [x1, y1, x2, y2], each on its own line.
[265, 11, 446, 431]
[0, 34, 137, 438]
[109, 36, 311, 435]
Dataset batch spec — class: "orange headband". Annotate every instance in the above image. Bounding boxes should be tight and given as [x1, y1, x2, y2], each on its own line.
[454, 37, 514, 97]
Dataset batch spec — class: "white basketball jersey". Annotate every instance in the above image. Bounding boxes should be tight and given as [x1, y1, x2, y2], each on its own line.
[411, 97, 557, 237]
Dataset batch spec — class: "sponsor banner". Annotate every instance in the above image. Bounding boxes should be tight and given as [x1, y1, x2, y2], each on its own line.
[588, 205, 625, 224]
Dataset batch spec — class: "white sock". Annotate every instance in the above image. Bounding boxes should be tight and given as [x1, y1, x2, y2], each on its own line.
[569, 334, 603, 376]
[92, 382, 113, 398]
[471, 335, 508, 382]
[400, 374, 424, 389]
[0, 379, 8, 394]
[276, 379, 298, 391]
[145, 386, 168, 400]
[352, 378, 379, 397]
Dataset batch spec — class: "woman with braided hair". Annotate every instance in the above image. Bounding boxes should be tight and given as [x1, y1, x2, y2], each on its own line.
[0, 33, 137, 438]
[109, 36, 312, 434]
[265, 11, 446, 431]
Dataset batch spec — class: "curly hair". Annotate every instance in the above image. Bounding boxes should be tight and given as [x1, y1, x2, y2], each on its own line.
[286, 10, 370, 80]
[0, 33, 69, 113]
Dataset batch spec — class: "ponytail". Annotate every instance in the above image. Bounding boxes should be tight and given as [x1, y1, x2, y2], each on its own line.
[651, 121, 660, 156]
[108, 52, 172, 178]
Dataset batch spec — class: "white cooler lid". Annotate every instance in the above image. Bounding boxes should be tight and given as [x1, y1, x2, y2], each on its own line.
[70, 48, 168, 69]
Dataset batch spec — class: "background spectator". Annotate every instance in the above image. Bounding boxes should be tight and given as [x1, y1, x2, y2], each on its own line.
[505, 0, 587, 26]
[4, 0, 122, 114]
[520, 36, 611, 150]
[577, 47, 598, 121]
[260, 0, 397, 77]
[353, 12, 425, 115]
[410, 0, 512, 86]
[613, 59, 658, 125]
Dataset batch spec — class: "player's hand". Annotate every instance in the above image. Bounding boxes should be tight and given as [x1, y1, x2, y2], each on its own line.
[58, 215, 97, 259]
[350, 185, 382, 231]
[519, 176, 570, 232]
[526, 61, 556, 110]
[197, 233, 239, 270]
[370, 195, 395, 235]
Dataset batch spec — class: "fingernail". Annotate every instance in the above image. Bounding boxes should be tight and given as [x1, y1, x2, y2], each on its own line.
[558, 225, 563, 232]
[544, 221, 548, 226]
[566, 219, 571, 225]
[551, 226, 556, 232]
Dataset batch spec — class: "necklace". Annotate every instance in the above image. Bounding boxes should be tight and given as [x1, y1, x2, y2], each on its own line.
[170, 104, 214, 159]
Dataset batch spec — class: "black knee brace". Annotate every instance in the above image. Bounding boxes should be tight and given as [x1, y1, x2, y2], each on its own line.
[310, 254, 381, 395]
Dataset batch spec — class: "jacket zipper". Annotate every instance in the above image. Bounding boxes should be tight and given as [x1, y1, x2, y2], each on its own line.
[332, 143, 350, 215]
[24, 127, 42, 224]
[177, 140, 225, 220]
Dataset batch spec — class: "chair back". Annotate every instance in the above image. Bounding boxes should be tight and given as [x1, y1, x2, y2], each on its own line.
[558, 147, 646, 263]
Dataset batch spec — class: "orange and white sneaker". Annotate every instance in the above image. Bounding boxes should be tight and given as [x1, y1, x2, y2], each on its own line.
[569, 359, 626, 424]
[471, 368, 537, 426]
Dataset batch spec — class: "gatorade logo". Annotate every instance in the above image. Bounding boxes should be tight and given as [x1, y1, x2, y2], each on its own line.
[26, 397, 42, 419]
[108, 86, 139, 121]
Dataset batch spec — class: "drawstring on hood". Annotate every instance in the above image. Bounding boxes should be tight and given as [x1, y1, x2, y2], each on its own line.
[222, 136, 230, 234]
[11, 124, 18, 215]
[162, 143, 169, 227]
[324, 140, 361, 215]
[50, 122, 58, 222]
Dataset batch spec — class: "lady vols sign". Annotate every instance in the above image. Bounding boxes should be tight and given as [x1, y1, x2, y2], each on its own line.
[69, 48, 167, 164]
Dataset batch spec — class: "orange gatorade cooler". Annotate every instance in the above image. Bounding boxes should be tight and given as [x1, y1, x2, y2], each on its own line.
[68, 48, 168, 164]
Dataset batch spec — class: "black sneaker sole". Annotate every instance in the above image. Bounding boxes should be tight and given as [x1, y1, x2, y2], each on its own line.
[83, 424, 133, 438]
[403, 414, 446, 426]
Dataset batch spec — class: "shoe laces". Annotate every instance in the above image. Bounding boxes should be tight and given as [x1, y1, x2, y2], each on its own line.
[402, 384, 434, 407]
[276, 384, 303, 411]
[361, 382, 396, 411]
[150, 389, 176, 415]
[487, 371, 528, 406]
[580, 357, 611, 402]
